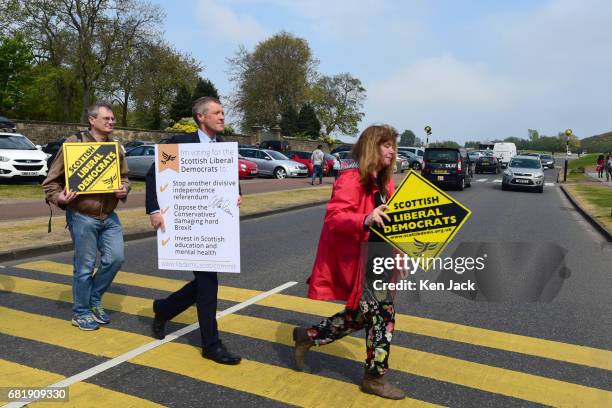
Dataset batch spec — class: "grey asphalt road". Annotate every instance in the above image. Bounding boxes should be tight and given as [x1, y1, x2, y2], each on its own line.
[0, 167, 610, 407]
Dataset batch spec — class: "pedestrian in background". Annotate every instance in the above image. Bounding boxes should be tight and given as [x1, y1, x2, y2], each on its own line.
[311, 144, 325, 185]
[605, 153, 612, 182]
[332, 152, 341, 180]
[596, 154, 605, 178]
[42, 102, 130, 331]
[293, 125, 405, 400]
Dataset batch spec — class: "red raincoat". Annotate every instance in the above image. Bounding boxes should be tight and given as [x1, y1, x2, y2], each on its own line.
[307, 168, 395, 309]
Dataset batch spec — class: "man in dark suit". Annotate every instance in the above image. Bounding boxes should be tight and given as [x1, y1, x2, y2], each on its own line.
[145, 96, 241, 365]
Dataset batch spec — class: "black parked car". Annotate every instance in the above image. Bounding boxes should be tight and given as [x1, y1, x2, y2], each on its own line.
[422, 147, 473, 190]
[41, 138, 67, 168]
[475, 155, 500, 174]
[0, 116, 16, 131]
[330, 144, 353, 154]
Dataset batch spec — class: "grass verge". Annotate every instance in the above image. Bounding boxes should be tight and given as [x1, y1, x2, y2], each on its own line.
[0, 186, 331, 253]
[0, 181, 146, 203]
[564, 183, 612, 232]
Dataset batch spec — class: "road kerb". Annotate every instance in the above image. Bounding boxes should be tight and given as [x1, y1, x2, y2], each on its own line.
[0, 200, 329, 262]
[559, 184, 611, 241]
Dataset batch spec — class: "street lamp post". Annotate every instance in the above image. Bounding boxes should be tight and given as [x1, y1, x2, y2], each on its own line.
[424, 126, 432, 147]
[563, 129, 572, 182]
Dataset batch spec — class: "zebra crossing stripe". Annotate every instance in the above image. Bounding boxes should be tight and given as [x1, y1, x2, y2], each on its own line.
[0, 306, 437, 407]
[1, 274, 611, 407]
[13, 262, 612, 370]
[0, 359, 162, 407]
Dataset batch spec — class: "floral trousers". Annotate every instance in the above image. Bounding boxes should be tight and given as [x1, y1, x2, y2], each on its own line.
[306, 300, 395, 376]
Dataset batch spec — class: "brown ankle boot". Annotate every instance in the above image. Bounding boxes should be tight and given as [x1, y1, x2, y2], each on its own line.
[361, 370, 405, 400]
[292, 326, 314, 371]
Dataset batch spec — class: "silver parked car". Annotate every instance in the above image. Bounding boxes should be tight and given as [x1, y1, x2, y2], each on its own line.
[125, 144, 155, 178]
[502, 155, 545, 193]
[238, 148, 308, 179]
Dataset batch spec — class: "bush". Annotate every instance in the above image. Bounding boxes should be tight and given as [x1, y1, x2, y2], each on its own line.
[222, 125, 235, 136]
[167, 117, 197, 133]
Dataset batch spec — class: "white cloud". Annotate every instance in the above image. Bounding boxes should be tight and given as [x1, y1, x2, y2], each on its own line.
[364, 55, 523, 140]
[365, 0, 612, 141]
[194, 0, 267, 45]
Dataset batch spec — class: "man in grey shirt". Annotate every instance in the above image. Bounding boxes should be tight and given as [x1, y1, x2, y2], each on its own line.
[311, 144, 325, 185]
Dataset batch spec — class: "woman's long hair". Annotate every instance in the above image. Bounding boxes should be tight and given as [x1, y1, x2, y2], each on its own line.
[351, 125, 398, 197]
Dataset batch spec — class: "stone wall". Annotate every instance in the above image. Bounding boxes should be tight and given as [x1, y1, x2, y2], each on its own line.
[12, 119, 349, 152]
[13, 120, 257, 146]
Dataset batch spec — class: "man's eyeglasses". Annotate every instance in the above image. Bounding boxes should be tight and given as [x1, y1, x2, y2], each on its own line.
[100, 117, 116, 122]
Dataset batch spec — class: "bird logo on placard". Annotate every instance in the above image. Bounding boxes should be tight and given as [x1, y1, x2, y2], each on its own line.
[413, 238, 437, 257]
[161, 151, 176, 164]
[103, 174, 117, 187]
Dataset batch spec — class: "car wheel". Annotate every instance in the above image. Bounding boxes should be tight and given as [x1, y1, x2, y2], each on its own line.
[457, 178, 465, 191]
[412, 162, 421, 170]
[274, 167, 287, 179]
[501, 182, 508, 191]
[537, 185, 544, 193]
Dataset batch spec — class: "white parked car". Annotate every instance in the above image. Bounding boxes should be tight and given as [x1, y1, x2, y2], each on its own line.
[0, 132, 49, 179]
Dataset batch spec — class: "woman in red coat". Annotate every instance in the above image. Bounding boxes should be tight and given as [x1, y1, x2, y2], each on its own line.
[293, 125, 405, 400]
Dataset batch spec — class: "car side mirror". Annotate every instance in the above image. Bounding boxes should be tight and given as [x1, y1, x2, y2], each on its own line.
[265, 156, 272, 160]
[36, 144, 42, 150]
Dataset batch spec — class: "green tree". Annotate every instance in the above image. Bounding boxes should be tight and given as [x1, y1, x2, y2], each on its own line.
[464, 141, 480, 149]
[280, 105, 299, 136]
[227, 31, 318, 131]
[169, 85, 193, 122]
[132, 41, 200, 129]
[310, 73, 365, 136]
[13, 0, 162, 122]
[0, 32, 34, 114]
[558, 131, 580, 152]
[399, 129, 416, 146]
[297, 103, 320, 139]
[192, 77, 219, 101]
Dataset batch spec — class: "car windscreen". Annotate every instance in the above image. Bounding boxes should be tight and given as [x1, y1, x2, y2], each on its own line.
[268, 151, 289, 160]
[424, 150, 458, 162]
[509, 159, 541, 169]
[0, 135, 37, 150]
[540, 154, 552, 160]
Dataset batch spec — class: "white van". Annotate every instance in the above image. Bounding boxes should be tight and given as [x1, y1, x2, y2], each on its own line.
[493, 142, 516, 168]
[398, 146, 424, 159]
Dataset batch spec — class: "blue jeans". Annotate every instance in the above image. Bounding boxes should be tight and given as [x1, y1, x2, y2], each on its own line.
[66, 209, 124, 316]
[312, 164, 323, 184]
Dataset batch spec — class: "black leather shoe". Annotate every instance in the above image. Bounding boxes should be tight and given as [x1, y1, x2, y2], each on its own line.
[152, 299, 166, 340]
[202, 342, 242, 365]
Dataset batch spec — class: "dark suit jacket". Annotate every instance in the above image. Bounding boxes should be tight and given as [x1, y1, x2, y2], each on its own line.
[145, 132, 238, 214]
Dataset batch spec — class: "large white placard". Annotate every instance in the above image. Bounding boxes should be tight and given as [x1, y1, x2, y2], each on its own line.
[155, 142, 240, 273]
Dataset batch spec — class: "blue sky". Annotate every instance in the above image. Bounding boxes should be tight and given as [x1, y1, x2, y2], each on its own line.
[156, 0, 611, 143]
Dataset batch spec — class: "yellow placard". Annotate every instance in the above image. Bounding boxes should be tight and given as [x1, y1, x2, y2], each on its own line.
[370, 170, 471, 269]
[63, 142, 121, 194]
